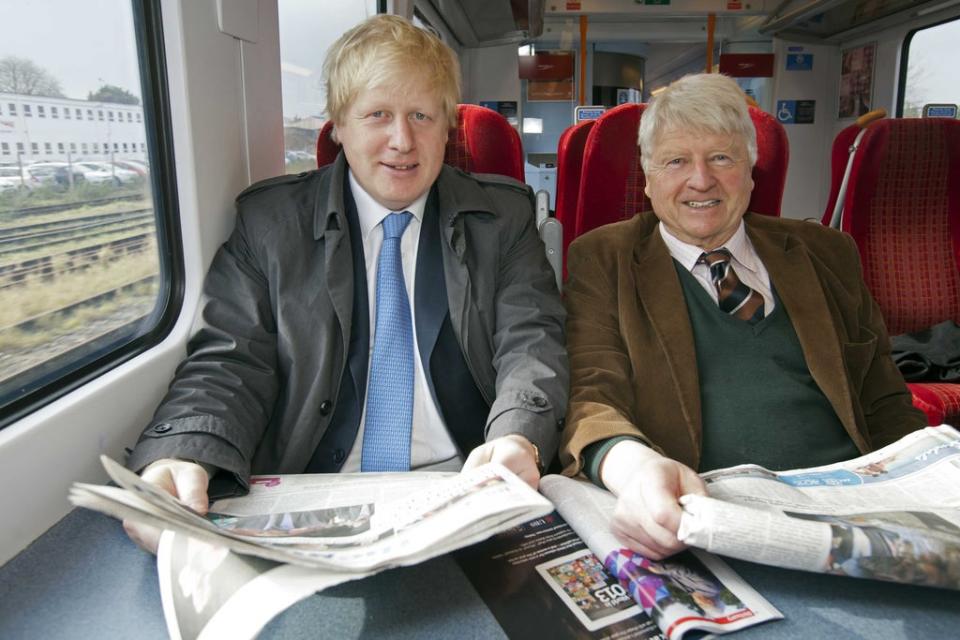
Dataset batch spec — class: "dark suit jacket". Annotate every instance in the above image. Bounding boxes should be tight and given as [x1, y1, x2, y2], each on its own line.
[560, 212, 925, 474]
[128, 155, 568, 490]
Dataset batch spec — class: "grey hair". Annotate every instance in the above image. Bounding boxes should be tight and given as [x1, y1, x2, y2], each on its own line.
[639, 73, 757, 172]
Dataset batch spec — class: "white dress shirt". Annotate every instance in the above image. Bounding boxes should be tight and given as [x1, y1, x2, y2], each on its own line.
[341, 171, 462, 472]
[658, 220, 776, 315]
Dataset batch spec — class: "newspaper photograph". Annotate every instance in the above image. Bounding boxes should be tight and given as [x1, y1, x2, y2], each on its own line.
[455, 512, 662, 639]
[539, 475, 782, 640]
[678, 425, 960, 590]
[69, 456, 554, 572]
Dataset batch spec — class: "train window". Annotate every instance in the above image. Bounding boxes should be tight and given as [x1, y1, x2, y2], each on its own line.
[277, 1, 377, 174]
[0, 0, 182, 426]
[899, 17, 960, 117]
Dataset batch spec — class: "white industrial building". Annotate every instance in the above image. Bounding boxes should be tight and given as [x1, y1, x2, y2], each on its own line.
[0, 92, 147, 165]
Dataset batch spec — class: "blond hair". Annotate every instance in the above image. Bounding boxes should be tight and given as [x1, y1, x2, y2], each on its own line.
[639, 74, 757, 172]
[323, 15, 461, 134]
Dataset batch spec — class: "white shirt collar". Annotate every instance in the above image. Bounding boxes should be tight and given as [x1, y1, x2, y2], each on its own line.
[658, 220, 760, 275]
[348, 170, 429, 241]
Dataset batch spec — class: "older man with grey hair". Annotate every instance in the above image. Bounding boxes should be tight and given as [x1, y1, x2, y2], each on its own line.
[560, 73, 924, 560]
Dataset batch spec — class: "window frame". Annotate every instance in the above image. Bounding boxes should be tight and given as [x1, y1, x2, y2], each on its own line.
[0, 0, 185, 430]
[896, 14, 960, 117]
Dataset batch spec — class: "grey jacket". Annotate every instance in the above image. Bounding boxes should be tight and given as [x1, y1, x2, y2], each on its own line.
[127, 156, 568, 489]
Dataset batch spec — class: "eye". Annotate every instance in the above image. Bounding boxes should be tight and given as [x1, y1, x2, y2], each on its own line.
[411, 111, 429, 121]
[369, 110, 386, 119]
[711, 154, 733, 165]
[665, 158, 685, 169]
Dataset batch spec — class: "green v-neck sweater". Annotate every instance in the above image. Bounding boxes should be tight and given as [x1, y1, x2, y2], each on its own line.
[674, 263, 860, 472]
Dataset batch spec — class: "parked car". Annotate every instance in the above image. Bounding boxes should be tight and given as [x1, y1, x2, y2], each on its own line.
[73, 161, 139, 185]
[0, 166, 38, 193]
[24, 162, 86, 188]
[112, 160, 149, 176]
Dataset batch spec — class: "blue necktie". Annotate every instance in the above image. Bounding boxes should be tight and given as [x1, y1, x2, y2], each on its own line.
[361, 211, 414, 471]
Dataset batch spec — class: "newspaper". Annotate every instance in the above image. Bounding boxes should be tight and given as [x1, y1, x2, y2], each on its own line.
[539, 475, 782, 640]
[70, 457, 554, 639]
[70, 456, 553, 572]
[677, 424, 960, 590]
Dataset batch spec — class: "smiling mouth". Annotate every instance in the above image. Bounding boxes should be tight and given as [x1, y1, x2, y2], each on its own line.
[382, 162, 419, 171]
[684, 199, 721, 209]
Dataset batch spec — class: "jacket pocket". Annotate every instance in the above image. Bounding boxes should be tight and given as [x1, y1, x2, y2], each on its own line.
[842, 331, 878, 393]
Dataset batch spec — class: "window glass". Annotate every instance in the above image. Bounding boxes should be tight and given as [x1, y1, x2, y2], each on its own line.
[0, 0, 177, 422]
[901, 18, 960, 117]
[277, 0, 374, 174]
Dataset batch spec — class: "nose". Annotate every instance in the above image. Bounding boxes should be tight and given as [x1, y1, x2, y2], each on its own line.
[686, 157, 717, 190]
[389, 117, 414, 153]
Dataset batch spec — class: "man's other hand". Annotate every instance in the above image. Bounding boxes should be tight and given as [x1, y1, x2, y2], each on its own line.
[122, 458, 210, 554]
[462, 434, 541, 490]
[600, 440, 707, 560]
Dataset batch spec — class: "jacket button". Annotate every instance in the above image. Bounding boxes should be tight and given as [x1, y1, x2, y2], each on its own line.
[333, 449, 345, 463]
[152, 423, 172, 433]
[319, 400, 333, 416]
[532, 395, 547, 408]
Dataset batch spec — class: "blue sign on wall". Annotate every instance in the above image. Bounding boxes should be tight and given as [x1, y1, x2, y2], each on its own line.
[776, 100, 796, 123]
[786, 53, 813, 71]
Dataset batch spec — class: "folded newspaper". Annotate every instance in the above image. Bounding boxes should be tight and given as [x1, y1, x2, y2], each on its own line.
[677, 424, 960, 590]
[539, 476, 782, 639]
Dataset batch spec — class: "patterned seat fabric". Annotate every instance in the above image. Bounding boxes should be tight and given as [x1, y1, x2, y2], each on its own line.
[841, 118, 960, 425]
[315, 104, 524, 182]
[573, 103, 789, 243]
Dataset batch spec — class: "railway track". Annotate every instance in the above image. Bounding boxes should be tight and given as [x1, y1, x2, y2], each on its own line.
[0, 193, 146, 218]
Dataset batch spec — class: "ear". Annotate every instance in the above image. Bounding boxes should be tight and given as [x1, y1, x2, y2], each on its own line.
[644, 181, 652, 198]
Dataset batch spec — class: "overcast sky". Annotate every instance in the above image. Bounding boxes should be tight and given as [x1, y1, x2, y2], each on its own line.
[0, 0, 141, 100]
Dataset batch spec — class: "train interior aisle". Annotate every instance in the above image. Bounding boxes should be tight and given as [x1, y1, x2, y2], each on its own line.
[1, 0, 959, 569]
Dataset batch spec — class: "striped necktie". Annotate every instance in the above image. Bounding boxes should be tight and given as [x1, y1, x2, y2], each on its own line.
[698, 248, 765, 323]
[361, 211, 414, 472]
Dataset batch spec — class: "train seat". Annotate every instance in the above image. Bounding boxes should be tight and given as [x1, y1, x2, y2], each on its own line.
[573, 103, 789, 243]
[838, 117, 960, 425]
[821, 109, 888, 227]
[315, 104, 525, 182]
[554, 119, 595, 278]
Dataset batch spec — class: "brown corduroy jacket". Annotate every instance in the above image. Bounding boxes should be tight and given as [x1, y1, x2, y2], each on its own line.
[560, 211, 926, 475]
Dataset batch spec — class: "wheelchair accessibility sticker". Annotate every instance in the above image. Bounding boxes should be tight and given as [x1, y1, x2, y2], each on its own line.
[776, 100, 816, 124]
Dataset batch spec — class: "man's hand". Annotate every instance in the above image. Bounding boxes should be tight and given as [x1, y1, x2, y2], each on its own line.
[462, 434, 541, 489]
[600, 440, 707, 560]
[122, 458, 210, 554]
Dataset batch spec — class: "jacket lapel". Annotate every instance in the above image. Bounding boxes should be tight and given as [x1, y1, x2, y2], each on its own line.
[415, 189, 446, 381]
[631, 221, 703, 455]
[315, 154, 354, 373]
[747, 217, 861, 444]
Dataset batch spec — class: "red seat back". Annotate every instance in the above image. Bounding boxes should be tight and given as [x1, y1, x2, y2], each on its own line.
[555, 119, 595, 277]
[315, 104, 524, 182]
[841, 118, 960, 335]
[574, 103, 646, 239]
[574, 103, 789, 242]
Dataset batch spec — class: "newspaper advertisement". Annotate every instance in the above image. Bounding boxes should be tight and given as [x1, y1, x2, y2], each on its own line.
[455, 512, 663, 639]
[677, 424, 960, 590]
[539, 475, 782, 640]
[156, 472, 462, 640]
[70, 456, 554, 573]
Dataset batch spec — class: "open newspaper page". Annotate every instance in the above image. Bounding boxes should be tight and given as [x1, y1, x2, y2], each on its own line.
[455, 512, 664, 639]
[539, 475, 782, 640]
[678, 424, 960, 590]
[156, 472, 458, 640]
[70, 456, 553, 573]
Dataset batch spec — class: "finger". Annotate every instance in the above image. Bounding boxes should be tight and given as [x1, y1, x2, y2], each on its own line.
[612, 503, 679, 559]
[461, 443, 492, 471]
[488, 444, 540, 489]
[123, 519, 162, 555]
[172, 465, 210, 514]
